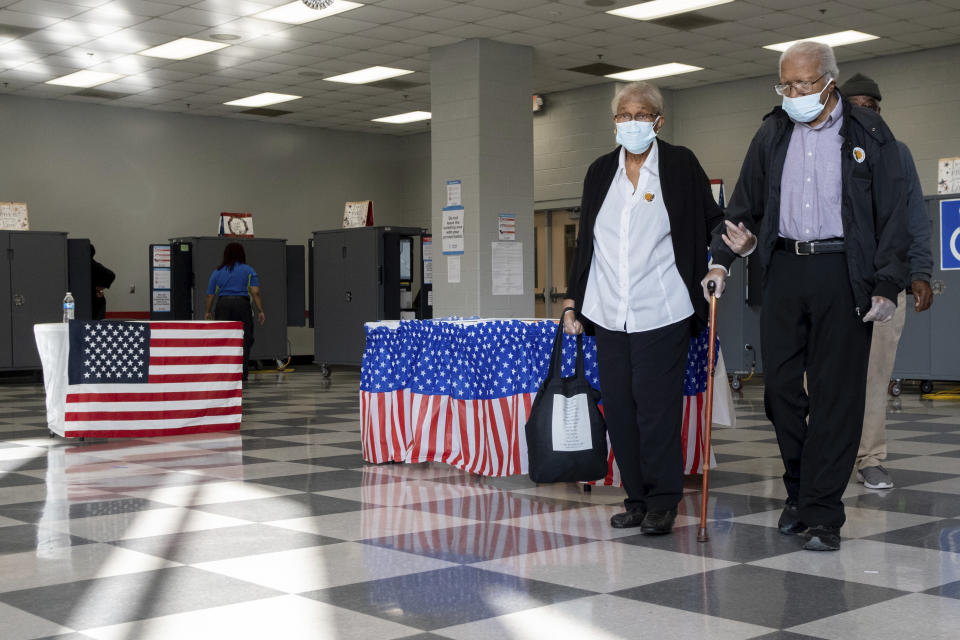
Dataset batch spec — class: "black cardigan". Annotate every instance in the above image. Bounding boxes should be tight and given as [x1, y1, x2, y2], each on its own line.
[565, 140, 725, 336]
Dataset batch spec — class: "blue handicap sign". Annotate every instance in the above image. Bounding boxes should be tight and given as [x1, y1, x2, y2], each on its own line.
[941, 199, 960, 271]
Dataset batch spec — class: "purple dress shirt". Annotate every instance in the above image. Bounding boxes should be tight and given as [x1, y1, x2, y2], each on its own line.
[779, 96, 845, 241]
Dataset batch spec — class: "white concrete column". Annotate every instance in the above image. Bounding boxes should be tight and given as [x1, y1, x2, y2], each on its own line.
[430, 39, 534, 318]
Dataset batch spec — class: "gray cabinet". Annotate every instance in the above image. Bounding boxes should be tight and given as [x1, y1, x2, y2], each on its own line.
[1, 231, 68, 370]
[312, 226, 423, 367]
[170, 236, 289, 362]
[714, 257, 763, 387]
[894, 194, 960, 384]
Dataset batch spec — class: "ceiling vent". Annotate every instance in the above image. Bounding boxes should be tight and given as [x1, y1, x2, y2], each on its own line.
[241, 107, 292, 117]
[650, 13, 725, 30]
[567, 62, 631, 77]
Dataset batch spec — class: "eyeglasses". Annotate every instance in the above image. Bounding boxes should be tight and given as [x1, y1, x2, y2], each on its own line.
[774, 72, 828, 96]
[613, 111, 660, 124]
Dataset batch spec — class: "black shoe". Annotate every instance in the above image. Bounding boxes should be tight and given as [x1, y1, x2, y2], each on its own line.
[803, 525, 841, 551]
[610, 509, 646, 529]
[640, 509, 677, 535]
[777, 502, 805, 535]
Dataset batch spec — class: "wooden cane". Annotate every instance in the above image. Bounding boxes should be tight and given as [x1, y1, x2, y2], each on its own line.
[697, 280, 719, 543]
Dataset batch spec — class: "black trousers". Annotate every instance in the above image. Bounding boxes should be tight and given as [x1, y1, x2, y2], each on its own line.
[762, 250, 873, 529]
[214, 296, 254, 379]
[594, 318, 690, 513]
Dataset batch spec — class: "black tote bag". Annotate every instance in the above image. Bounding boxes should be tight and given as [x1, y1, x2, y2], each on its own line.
[524, 325, 608, 483]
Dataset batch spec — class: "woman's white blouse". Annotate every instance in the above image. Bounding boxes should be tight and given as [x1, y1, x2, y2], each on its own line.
[581, 141, 694, 333]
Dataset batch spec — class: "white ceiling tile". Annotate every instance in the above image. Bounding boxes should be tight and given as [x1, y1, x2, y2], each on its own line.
[190, 0, 272, 17]
[0, 7, 63, 27]
[125, 17, 200, 35]
[295, 15, 378, 34]
[491, 31, 550, 46]
[404, 32, 459, 47]
[357, 24, 425, 42]
[474, 13, 548, 31]
[373, 0, 456, 14]
[441, 23, 508, 39]
[161, 7, 235, 27]
[6, 0, 84, 18]
[349, 5, 417, 25]
[390, 13, 460, 32]
[105, 0, 181, 18]
[369, 41, 425, 58]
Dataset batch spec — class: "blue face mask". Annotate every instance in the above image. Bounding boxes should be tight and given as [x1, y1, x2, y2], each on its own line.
[781, 79, 832, 123]
[616, 117, 659, 154]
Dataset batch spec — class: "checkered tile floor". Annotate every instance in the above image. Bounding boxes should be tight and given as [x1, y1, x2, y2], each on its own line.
[3, 369, 960, 640]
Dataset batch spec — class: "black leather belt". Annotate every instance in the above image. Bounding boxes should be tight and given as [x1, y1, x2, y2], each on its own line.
[775, 237, 845, 255]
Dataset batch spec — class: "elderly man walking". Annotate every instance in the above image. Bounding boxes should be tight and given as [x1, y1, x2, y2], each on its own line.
[839, 73, 934, 490]
[701, 42, 910, 551]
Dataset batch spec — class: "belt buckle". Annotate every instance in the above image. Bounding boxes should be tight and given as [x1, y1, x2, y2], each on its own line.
[794, 241, 812, 256]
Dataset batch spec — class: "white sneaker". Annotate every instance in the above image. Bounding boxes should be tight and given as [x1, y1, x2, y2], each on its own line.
[857, 465, 894, 489]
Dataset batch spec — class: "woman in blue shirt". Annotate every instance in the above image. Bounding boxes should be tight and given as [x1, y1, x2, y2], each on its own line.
[204, 242, 265, 381]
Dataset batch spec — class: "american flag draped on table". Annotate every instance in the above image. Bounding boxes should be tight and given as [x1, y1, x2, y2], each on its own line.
[63, 320, 245, 438]
[360, 319, 721, 486]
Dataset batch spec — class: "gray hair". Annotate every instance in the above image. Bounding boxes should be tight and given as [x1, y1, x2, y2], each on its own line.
[779, 41, 840, 82]
[611, 81, 664, 115]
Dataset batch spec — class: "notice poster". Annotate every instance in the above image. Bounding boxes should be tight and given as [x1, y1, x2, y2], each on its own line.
[152, 268, 171, 290]
[938, 158, 960, 195]
[152, 290, 171, 312]
[446, 179, 462, 207]
[343, 201, 374, 228]
[441, 206, 465, 254]
[152, 245, 171, 268]
[551, 393, 591, 452]
[422, 235, 433, 285]
[492, 241, 523, 295]
[447, 254, 461, 283]
[498, 214, 516, 241]
[0, 202, 29, 230]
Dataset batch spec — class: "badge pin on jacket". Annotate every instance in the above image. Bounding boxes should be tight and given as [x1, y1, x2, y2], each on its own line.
[853, 147, 866, 163]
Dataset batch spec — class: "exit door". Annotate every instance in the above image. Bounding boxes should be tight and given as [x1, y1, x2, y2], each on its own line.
[534, 210, 579, 319]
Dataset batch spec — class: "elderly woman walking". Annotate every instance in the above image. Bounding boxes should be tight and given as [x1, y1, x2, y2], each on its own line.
[561, 81, 724, 534]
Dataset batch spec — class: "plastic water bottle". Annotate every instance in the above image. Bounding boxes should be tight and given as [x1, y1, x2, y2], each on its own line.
[62, 292, 75, 322]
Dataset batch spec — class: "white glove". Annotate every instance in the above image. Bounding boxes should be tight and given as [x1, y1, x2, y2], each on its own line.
[862, 295, 896, 323]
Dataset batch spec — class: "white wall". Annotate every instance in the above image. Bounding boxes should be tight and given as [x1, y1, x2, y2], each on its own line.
[534, 44, 960, 205]
[0, 94, 413, 354]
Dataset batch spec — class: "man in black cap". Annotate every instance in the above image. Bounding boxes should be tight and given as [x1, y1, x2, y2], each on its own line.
[839, 72, 934, 490]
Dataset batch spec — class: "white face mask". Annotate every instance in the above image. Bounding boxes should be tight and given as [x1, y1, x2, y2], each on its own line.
[781, 79, 832, 123]
[615, 117, 659, 154]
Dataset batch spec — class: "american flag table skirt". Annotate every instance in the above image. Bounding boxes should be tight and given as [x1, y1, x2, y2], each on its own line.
[34, 320, 245, 438]
[360, 319, 735, 486]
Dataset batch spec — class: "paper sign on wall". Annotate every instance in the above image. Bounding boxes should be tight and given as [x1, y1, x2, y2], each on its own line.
[442, 206, 465, 255]
[0, 202, 29, 230]
[446, 180, 462, 207]
[498, 214, 516, 241]
[448, 254, 461, 283]
[342, 200, 374, 228]
[492, 241, 523, 295]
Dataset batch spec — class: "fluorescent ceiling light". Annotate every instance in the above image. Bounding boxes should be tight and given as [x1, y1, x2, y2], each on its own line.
[605, 63, 702, 81]
[140, 38, 229, 60]
[608, 0, 734, 20]
[45, 70, 123, 87]
[325, 66, 413, 84]
[764, 30, 879, 52]
[255, 0, 361, 25]
[372, 111, 431, 124]
[224, 92, 302, 107]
